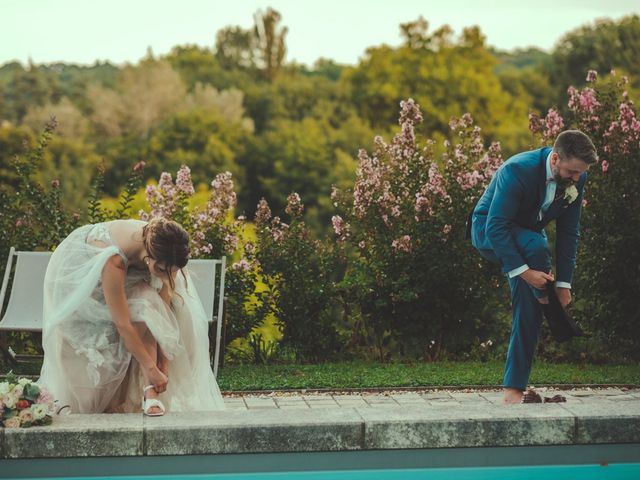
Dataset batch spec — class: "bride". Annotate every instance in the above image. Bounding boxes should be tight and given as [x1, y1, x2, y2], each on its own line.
[38, 217, 225, 415]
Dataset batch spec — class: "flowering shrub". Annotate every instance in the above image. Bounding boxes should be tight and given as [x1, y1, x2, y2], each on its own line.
[140, 167, 273, 357]
[332, 99, 507, 360]
[531, 70, 640, 359]
[254, 193, 345, 362]
[0, 373, 54, 428]
[0, 119, 81, 263]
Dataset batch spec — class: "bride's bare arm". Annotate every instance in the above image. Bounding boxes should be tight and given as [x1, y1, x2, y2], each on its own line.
[102, 255, 168, 391]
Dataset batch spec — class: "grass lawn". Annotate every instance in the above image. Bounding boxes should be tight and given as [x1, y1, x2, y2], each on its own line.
[3, 359, 639, 391]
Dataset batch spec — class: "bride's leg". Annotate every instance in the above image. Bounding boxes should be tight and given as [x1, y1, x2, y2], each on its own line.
[133, 322, 163, 415]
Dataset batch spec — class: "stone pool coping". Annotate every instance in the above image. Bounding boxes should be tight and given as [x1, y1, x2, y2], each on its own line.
[2, 388, 639, 459]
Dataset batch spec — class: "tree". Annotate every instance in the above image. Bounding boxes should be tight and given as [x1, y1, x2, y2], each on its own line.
[549, 15, 640, 98]
[88, 59, 186, 140]
[215, 26, 258, 71]
[342, 21, 530, 153]
[147, 108, 248, 188]
[253, 8, 288, 81]
[23, 97, 90, 138]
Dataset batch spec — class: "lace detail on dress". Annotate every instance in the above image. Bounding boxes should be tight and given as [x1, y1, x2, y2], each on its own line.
[86, 223, 129, 268]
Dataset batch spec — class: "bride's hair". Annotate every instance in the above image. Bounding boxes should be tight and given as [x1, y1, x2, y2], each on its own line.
[142, 218, 189, 292]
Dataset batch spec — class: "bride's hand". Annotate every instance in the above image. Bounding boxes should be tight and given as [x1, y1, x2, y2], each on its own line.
[146, 365, 168, 393]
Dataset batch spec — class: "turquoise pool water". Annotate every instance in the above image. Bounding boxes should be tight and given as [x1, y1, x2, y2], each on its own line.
[18, 463, 640, 480]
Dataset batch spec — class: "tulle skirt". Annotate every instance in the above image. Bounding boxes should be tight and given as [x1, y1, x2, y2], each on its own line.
[38, 222, 225, 414]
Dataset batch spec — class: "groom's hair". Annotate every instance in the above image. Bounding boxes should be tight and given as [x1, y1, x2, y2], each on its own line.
[553, 130, 598, 165]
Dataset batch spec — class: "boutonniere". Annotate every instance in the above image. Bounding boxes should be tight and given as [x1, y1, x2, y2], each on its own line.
[564, 185, 579, 204]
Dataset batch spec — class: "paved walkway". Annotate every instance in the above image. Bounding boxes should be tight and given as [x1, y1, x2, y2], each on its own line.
[223, 387, 640, 410]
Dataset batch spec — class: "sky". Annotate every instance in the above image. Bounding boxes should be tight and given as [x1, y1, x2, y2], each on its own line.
[1, 0, 639, 67]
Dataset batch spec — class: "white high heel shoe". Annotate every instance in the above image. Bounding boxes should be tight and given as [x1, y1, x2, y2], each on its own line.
[142, 384, 166, 416]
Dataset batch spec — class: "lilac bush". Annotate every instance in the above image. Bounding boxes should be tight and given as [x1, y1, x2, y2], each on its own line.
[253, 193, 345, 362]
[530, 70, 640, 359]
[332, 99, 507, 360]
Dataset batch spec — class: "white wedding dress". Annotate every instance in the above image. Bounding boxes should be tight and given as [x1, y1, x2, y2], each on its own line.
[38, 220, 226, 414]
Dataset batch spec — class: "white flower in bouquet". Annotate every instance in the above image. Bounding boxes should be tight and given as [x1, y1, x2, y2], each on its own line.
[31, 403, 49, 421]
[4, 416, 21, 428]
[3, 391, 18, 409]
[18, 378, 33, 386]
[0, 381, 10, 396]
[564, 185, 579, 204]
[11, 384, 24, 397]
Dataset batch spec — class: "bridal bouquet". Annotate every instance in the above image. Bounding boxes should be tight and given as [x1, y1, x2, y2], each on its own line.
[0, 373, 54, 428]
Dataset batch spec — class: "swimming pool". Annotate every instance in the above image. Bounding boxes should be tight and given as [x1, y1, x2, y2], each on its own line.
[7, 464, 640, 480]
[3, 444, 639, 480]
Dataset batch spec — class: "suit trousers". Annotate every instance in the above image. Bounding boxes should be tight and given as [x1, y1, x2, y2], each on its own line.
[478, 226, 552, 390]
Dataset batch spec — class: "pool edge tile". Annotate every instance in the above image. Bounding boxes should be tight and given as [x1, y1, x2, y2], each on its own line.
[3, 413, 144, 459]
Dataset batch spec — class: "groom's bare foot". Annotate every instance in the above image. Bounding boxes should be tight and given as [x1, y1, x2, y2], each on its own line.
[502, 388, 524, 404]
[144, 387, 163, 415]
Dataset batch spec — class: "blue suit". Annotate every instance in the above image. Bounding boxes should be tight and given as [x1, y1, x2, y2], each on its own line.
[471, 147, 586, 389]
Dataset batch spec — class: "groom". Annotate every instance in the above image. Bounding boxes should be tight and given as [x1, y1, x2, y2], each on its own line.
[470, 130, 597, 404]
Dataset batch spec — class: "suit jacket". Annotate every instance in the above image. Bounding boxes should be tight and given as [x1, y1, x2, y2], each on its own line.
[471, 147, 587, 284]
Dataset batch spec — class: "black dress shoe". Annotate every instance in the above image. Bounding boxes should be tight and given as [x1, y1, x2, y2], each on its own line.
[542, 282, 585, 342]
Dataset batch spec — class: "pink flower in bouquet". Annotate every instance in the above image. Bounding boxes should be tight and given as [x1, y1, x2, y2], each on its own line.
[37, 389, 55, 412]
[16, 399, 30, 411]
[18, 409, 34, 424]
[4, 416, 21, 428]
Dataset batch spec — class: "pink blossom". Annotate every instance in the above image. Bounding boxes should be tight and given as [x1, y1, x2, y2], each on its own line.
[457, 170, 484, 191]
[159, 172, 173, 190]
[392, 235, 412, 253]
[285, 192, 304, 216]
[272, 228, 285, 243]
[255, 198, 272, 225]
[601, 160, 609, 173]
[543, 108, 565, 138]
[528, 112, 544, 135]
[568, 87, 600, 114]
[332, 215, 349, 236]
[138, 210, 150, 221]
[231, 258, 252, 273]
[176, 165, 195, 196]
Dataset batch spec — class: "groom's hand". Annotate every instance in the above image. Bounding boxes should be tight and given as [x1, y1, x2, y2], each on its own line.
[556, 287, 572, 307]
[520, 269, 554, 290]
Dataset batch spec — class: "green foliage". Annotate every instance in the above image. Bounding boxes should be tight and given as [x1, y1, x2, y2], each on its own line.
[549, 15, 640, 98]
[254, 195, 346, 362]
[214, 361, 640, 391]
[342, 21, 530, 153]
